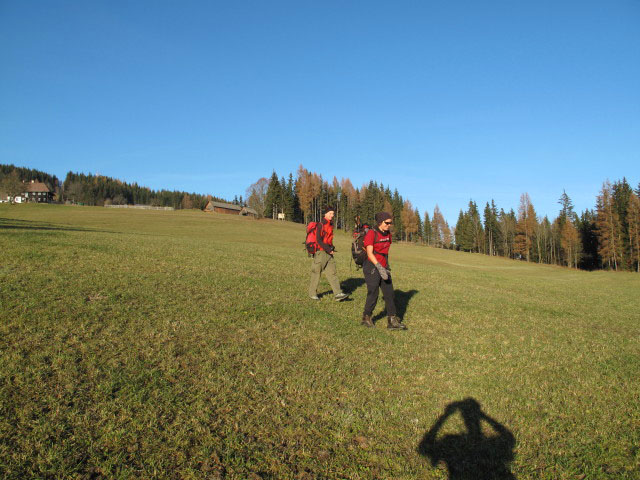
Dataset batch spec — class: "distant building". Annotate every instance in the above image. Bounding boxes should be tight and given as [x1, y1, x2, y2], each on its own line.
[0, 190, 25, 203]
[204, 201, 258, 218]
[23, 180, 53, 203]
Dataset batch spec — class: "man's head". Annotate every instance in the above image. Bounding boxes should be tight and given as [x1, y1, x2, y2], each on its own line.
[324, 205, 336, 222]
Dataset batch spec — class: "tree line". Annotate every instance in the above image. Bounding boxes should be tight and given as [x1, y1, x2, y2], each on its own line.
[246, 165, 451, 244]
[60, 171, 230, 209]
[4, 163, 637, 271]
[453, 179, 640, 272]
[246, 166, 639, 272]
[0, 164, 61, 200]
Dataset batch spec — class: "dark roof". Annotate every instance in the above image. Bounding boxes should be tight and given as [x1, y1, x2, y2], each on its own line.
[24, 182, 50, 193]
[207, 201, 257, 215]
[210, 201, 243, 211]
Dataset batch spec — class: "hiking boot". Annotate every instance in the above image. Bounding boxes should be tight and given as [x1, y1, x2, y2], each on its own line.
[387, 316, 407, 330]
[361, 314, 374, 328]
[310, 295, 320, 301]
[334, 292, 349, 302]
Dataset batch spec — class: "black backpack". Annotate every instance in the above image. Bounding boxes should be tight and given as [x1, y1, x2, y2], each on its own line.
[351, 223, 371, 267]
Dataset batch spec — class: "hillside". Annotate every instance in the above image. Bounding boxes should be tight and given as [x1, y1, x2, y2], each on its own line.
[1, 204, 639, 479]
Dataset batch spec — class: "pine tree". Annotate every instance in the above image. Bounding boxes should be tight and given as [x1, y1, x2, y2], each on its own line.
[500, 209, 517, 259]
[264, 172, 282, 219]
[467, 201, 484, 253]
[432, 205, 447, 248]
[392, 189, 404, 241]
[424, 211, 432, 246]
[514, 194, 537, 262]
[558, 189, 576, 222]
[576, 209, 599, 270]
[538, 217, 553, 264]
[415, 208, 423, 243]
[596, 181, 622, 270]
[627, 192, 640, 272]
[613, 178, 633, 269]
[455, 210, 472, 251]
[483, 201, 501, 256]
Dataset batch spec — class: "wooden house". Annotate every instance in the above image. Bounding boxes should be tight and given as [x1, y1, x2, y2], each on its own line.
[204, 201, 258, 218]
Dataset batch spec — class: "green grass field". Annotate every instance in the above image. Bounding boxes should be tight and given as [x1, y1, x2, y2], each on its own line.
[1, 204, 639, 479]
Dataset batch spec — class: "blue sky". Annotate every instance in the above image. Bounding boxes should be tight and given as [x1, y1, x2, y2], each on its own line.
[1, 1, 638, 223]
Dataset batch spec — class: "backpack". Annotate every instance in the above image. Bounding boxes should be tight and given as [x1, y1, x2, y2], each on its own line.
[304, 221, 318, 256]
[351, 223, 371, 267]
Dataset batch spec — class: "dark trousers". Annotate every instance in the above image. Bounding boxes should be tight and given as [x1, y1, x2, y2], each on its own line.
[363, 260, 397, 317]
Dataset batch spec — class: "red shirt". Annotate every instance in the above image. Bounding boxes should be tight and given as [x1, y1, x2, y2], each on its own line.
[364, 228, 391, 268]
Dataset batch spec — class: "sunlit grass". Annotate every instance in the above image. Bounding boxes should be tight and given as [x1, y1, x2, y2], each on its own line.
[1, 204, 639, 479]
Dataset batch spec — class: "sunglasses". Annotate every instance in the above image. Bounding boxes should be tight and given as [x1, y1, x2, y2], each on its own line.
[384, 221, 393, 225]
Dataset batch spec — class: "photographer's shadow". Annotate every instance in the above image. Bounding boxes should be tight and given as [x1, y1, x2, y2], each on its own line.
[418, 398, 516, 480]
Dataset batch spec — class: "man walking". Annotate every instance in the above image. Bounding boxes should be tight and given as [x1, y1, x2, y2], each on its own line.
[309, 206, 349, 301]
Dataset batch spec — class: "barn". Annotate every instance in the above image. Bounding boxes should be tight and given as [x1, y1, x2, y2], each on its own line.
[204, 201, 258, 218]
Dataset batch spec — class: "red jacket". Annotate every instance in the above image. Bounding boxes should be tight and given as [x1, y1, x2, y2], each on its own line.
[316, 218, 334, 253]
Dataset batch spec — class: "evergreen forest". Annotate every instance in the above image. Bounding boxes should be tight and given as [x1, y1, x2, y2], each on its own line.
[2, 163, 639, 272]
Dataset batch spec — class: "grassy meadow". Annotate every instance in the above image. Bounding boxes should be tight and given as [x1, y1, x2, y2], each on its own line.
[1, 204, 639, 479]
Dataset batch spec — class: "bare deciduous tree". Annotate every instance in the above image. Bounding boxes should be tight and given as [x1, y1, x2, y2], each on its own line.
[246, 177, 269, 219]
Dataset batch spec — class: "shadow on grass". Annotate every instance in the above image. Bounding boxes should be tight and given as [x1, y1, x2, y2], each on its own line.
[0, 217, 109, 234]
[418, 398, 517, 480]
[372, 288, 418, 322]
[341, 277, 365, 294]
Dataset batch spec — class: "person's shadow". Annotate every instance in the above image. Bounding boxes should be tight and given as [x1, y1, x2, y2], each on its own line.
[340, 277, 365, 295]
[418, 398, 516, 480]
[372, 289, 418, 322]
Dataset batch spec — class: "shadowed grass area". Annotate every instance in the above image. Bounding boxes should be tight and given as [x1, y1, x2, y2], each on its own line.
[1, 204, 639, 479]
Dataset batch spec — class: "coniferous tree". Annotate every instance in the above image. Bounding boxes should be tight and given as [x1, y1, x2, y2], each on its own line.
[424, 211, 433, 246]
[627, 192, 640, 272]
[484, 201, 501, 256]
[596, 181, 622, 270]
[538, 217, 553, 264]
[340, 178, 357, 231]
[432, 205, 449, 248]
[392, 189, 404, 241]
[498, 209, 516, 258]
[415, 208, 423, 243]
[455, 210, 472, 251]
[576, 209, 599, 270]
[558, 190, 576, 221]
[554, 190, 578, 266]
[613, 178, 633, 269]
[264, 172, 282, 219]
[514, 193, 537, 262]
[467, 201, 484, 253]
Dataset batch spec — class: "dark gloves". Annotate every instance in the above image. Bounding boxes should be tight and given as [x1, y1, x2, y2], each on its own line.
[375, 262, 390, 280]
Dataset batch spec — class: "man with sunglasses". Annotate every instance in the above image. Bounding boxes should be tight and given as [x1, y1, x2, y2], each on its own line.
[361, 212, 407, 329]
